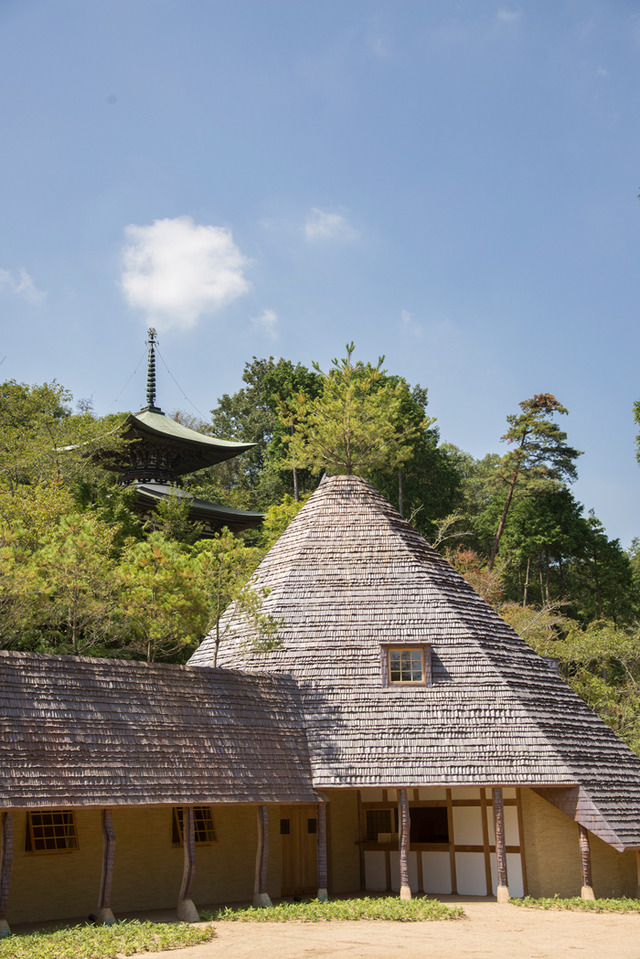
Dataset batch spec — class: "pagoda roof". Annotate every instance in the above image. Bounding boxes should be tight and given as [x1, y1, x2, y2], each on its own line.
[136, 482, 263, 534]
[125, 408, 255, 471]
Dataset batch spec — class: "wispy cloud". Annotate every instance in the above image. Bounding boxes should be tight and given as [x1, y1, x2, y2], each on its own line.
[0, 267, 46, 304]
[304, 208, 359, 243]
[401, 309, 422, 337]
[496, 9, 522, 23]
[121, 216, 249, 332]
[251, 308, 278, 340]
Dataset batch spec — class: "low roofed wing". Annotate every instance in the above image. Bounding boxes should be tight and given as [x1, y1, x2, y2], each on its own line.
[0, 651, 316, 808]
[190, 474, 640, 851]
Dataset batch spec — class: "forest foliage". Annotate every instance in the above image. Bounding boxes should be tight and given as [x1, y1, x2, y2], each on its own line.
[2, 353, 640, 752]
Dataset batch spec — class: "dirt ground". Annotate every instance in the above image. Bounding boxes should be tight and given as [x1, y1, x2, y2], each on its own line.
[141, 899, 640, 959]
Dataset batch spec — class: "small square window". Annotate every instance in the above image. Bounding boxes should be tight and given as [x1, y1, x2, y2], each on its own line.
[25, 810, 78, 853]
[280, 818, 290, 835]
[386, 647, 429, 685]
[172, 806, 216, 845]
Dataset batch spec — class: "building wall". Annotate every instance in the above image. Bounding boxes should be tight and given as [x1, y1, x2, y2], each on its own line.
[520, 789, 636, 898]
[7, 804, 278, 925]
[325, 789, 360, 894]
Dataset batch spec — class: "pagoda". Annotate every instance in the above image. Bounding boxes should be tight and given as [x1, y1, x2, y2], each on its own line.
[110, 330, 263, 536]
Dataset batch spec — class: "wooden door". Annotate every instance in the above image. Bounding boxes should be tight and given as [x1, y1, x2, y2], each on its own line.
[280, 805, 318, 897]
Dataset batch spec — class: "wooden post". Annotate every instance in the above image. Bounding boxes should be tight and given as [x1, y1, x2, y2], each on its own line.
[578, 824, 595, 900]
[398, 789, 411, 900]
[253, 805, 273, 907]
[0, 812, 13, 937]
[97, 809, 116, 924]
[636, 849, 640, 900]
[317, 803, 328, 902]
[177, 806, 200, 921]
[492, 788, 510, 903]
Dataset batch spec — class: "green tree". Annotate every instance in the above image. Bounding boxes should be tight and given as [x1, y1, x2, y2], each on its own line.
[192, 529, 280, 666]
[488, 394, 581, 570]
[287, 343, 426, 477]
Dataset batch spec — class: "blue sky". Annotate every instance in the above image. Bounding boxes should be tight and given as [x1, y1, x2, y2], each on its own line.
[1, 0, 639, 545]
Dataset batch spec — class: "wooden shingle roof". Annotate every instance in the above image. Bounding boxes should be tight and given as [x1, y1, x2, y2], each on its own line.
[190, 474, 640, 851]
[0, 651, 316, 808]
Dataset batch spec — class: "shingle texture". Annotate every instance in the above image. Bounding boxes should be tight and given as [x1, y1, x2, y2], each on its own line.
[190, 475, 640, 850]
[0, 651, 316, 808]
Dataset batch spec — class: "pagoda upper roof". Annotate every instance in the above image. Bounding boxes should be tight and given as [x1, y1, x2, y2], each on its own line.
[124, 408, 255, 472]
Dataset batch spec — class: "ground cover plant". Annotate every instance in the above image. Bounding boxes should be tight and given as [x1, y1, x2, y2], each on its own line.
[514, 895, 640, 913]
[204, 896, 464, 922]
[0, 919, 216, 959]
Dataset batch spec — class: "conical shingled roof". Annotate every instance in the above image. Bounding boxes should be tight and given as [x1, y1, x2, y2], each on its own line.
[189, 475, 640, 850]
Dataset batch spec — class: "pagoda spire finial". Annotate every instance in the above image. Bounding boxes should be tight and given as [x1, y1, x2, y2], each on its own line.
[145, 328, 162, 413]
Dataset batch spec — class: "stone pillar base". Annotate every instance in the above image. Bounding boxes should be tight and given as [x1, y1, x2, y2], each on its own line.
[0, 919, 10, 938]
[97, 908, 116, 925]
[581, 885, 596, 901]
[399, 885, 412, 901]
[177, 898, 200, 922]
[496, 885, 510, 903]
[252, 892, 273, 907]
[317, 887, 328, 902]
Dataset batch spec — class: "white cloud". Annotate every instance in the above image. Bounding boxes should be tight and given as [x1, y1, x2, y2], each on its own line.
[251, 308, 278, 340]
[496, 9, 522, 23]
[0, 267, 46, 304]
[304, 208, 358, 243]
[121, 216, 249, 331]
[401, 309, 422, 337]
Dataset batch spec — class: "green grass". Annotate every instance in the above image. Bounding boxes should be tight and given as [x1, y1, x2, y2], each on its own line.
[513, 895, 640, 913]
[203, 896, 464, 922]
[0, 919, 216, 959]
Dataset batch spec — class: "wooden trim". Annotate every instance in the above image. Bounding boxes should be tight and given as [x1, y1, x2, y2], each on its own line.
[178, 806, 196, 903]
[492, 788, 508, 891]
[357, 792, 365, 890]
[446, 789, 457, 894]
[398, 788, 411, 897]
[254, 805, 269, 896]
[480, 789, 492, 895]
[516, 788, 528, 896]
[0, 812, 13, 921]
[317, 804, 328, 892]
[98, 809, 116, 911]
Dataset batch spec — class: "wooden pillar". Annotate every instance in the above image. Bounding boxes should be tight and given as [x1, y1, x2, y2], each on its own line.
[578, 824, 595, 900]
[317, 803, 328, 902]
[492, 788, 510, 903]
[177, 806, 200, 921]
[253, 805, 273, 907]
[398, 789, 411, 900]
[97, 809, 116, 924]
[635, 850, 640, 900]
[0, 812, 13, 937]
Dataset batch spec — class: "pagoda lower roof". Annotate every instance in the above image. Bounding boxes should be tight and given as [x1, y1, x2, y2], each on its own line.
[136, 482, 263, 534]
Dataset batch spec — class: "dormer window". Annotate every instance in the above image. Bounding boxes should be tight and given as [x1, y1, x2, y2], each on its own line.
[382, 645, 431, 686]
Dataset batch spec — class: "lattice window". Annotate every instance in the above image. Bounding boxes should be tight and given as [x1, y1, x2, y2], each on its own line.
[388, 647, 426, 684]
[365, 808, 398, 842]
[25, 810, 78, 853]
[172, 806, 216, 845]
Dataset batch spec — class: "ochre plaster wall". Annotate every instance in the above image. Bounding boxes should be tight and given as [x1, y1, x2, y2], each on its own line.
[521, 789, 636, 898]
[7, 804, 280, 925]
[325, 790, 360, 894]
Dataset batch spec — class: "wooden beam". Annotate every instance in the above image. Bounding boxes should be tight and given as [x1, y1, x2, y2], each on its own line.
[177, 806, 200, 922]
[97, 809, 116, 924]
[636, 849, 640, 900]
[492, 788, 510, 903]
[398, 788, 411, 900]
[253, 805, 273, 907]
[0, 811, 13, 938]
[578, 824, 595, 900]
[317, 803, 328, 902]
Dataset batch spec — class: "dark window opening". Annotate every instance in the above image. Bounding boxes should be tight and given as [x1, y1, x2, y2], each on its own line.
[280, 818, 290, 835]
[307, 818, 317, 834]
[25, 810, 78, 853]
[172, 806, 216, 845]
[409, 807, 449, 843]
[365, 808, 398, 842]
